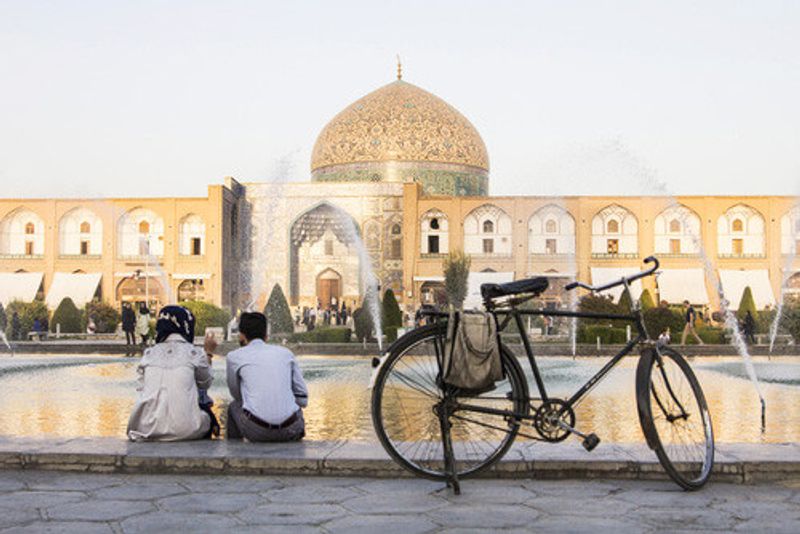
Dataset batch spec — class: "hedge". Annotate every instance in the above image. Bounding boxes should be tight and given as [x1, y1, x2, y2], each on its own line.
[83, 300, 120, 334]
[291, 327, 351, 343]
[180, 301, 231, 340]
[577, 325, 628, 344]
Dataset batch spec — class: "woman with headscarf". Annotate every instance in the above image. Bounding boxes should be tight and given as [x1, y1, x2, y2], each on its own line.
[127, 305, 216, 441]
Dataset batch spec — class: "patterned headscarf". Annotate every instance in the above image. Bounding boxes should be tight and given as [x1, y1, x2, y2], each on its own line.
[155, 305, 195, 344]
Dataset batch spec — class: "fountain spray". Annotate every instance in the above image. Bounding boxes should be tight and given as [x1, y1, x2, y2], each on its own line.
[769, 203, 800, 353]
[0, 331, 13, 357]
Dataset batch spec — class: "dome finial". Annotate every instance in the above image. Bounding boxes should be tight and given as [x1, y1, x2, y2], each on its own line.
[396, 54, 402, 80]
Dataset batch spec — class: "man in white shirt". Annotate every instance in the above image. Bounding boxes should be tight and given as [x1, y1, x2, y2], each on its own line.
[224, 312, 308, 442]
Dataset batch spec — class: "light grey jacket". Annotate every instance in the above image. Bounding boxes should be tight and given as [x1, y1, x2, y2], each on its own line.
[127, 334, 212, 441]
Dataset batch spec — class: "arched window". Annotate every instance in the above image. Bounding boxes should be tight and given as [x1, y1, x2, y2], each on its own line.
[591, 204, 638, 256]
[464, 204, 512, 256]
[669, 219, 681, 233]
[138, 221, 150, 234]
[607, 220, 619, 234]
[80, 221, 90, 233]
[179, 214, 206, 256]
[391, 224, 401, 235]
[654, 205, 701, 256]
[482, 220, 494, 233]
[718, 205, 765, 257]
[24, 222, 35, 235]
[421, 210, 449, 255]
[430, 218, 440, 230]
[732, 219, 744, 232]
[545, 219, 557, 234]
[118, 208, 164, 257]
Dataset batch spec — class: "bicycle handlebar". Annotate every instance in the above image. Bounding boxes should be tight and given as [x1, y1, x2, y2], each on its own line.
[565, 256, 660, 293]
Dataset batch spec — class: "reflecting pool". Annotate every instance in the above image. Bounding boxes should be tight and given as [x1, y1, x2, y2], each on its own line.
[0, 354, 798, 443]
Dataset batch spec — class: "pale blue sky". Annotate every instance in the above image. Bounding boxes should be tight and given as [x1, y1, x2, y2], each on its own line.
[1, 0, 798, 198]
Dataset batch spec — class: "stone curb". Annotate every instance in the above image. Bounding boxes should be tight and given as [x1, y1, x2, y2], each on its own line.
[0, 439, 798, 483]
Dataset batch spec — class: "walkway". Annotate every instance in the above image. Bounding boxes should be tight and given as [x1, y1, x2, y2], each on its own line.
[1, 470, 798, 533]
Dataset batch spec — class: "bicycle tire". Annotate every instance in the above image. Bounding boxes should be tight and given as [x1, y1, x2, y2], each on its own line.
[636, 347, 714, 490]
[371, 323, 529, 480]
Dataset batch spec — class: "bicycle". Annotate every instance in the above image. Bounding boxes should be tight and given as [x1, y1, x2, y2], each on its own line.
[371, 256, 714, 493]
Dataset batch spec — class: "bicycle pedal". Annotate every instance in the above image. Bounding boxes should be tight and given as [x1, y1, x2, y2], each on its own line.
[582, 433, 600, 451]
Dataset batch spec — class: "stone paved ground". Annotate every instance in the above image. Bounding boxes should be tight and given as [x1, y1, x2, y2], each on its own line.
[1, 471, 799, 533]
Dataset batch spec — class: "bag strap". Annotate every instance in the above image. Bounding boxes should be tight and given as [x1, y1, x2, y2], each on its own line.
[460, 316, 495, 358]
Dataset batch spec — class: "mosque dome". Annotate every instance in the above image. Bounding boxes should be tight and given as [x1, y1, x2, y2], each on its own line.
[310, 72, 489, 196]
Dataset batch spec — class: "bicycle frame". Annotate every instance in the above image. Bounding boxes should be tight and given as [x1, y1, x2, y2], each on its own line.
[451, 298, 651, 425]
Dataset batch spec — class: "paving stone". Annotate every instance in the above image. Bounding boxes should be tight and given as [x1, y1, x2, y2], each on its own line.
[733, 516, 800, 533]
[0, 491, 88, 509]
[426, 504, 541, 528]
[352, 478, 443, 495]
[92, 482, 187, 500]
[1, 521, 115, 534]
[0, 476, 26, 492]
[613, 488, 719, 508]
[711, 499, 800, 520]
[522, 479, 619, 497]
[178, 476, 283, 493]
[530, 516, 645, 533]
[24, 473, 125, 492]
[156, 491, 262, 513]
[120, 511, 240, 532]
[323, 514, 438, 534]
[46, 499, 154, 521]
[0, 507, 40, 529]
[635, 508, 737, 531]
[237, 503, 347, 525]
[441, 482, 536, 504]
[265, 484, 360, 504]
[527, 495, 638, 516]
[343, 493, 447, 514]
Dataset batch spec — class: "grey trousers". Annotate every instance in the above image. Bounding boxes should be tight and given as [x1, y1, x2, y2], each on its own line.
[227, 400, 305, 442]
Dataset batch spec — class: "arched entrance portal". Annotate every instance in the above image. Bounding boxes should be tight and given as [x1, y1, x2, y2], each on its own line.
[317, 269, 342, 309]
[290, 203, 360, 306]
[117, 276, 164, 310]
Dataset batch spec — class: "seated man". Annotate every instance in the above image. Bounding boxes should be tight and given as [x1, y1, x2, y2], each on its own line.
[225, 312, 308, 442]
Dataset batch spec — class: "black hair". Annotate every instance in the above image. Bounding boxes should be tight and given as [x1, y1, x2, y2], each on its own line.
[239, 312, 267, 341]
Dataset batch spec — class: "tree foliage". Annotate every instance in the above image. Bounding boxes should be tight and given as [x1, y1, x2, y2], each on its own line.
[83, 300, 120, 334]
[6, 301, 48, 338]
[181, 301, 231, 341]
[381, 289, 402, 328]
[263, 284, 294, 334]
[577, 294, 621, 327]
[51, 298, 82, 333]
[443, 250, 471, 309]
[642, 306, 684, 339]
[639, 289, 655, 311]
[353, 307, 374, 342]
[618, 287, 633, 312]
[0, 302, 6, 332]
[737, 286, 758, 321]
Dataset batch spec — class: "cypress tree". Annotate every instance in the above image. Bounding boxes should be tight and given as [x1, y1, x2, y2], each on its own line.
[737, 286, 758, 321]
[639, 289, 656, 311]
[618, 287, 633, 312]
[0, 302, 6, 332]
[264, 284, 294, 334]
[381, 289, 402, 328]
[51, 298, 82, 333]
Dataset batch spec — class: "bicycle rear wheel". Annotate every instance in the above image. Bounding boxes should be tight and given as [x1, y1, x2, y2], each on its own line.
[636, 347, 714, 490]
[371, 323, 529, 480]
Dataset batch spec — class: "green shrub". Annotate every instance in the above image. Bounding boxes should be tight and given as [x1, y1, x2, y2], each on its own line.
[577, 294, 622, 327]
[737, 286, 758, 321]
[618, 287, 633, 312]
[0, 302, 6, 332]
[577, 325, 628, 344]
[83, 300, 120, 334]
[6, 301, 49, 338]
[642, 306, 684, 340]
[51, 298, 82, 333]
[263, 284, 294, 334]
[181, 301, 231, 341]
[781, 304, 800, 343]
[639, 289, 655, 311]
[291, 327, 351, 343]
[353, 307, 374, 342]
[382, 289, 402, 329]
[696, 326, 725, 344]
[443, 250, 471, 309]
[384, 325, 399, 343]
[756, 308, 777, 335]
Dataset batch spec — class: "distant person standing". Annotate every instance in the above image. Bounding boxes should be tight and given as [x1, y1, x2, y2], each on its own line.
[122, 303, 136, 345]
[136, 306, 151, 346]
[743, 310, 757, 345]
[680, 300, 704, 345]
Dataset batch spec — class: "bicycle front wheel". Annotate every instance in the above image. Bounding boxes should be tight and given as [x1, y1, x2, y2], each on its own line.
[371, 323, 529, 480]
[636, 347, 714, 490]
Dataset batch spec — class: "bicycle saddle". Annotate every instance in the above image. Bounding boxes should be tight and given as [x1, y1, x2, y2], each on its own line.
[480, 277, 549, 301]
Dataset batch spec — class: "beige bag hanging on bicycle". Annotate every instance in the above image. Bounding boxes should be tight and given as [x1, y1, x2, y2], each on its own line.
[442, 311, 503, 391]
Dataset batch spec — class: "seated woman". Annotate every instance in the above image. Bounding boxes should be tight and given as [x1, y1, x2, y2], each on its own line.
[127, 305, 217, 441]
